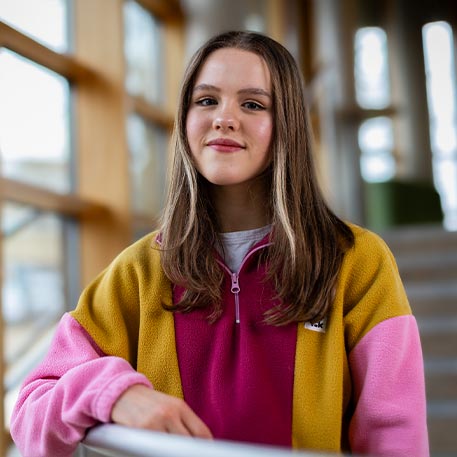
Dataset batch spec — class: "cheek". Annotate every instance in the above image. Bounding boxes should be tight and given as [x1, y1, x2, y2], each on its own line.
[185, 111, 203, 150]
[185, 114, 196, 145]
[254, 118, 273, 152]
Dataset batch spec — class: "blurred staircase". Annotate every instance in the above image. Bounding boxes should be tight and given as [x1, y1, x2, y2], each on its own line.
[382, 225, 457, 457]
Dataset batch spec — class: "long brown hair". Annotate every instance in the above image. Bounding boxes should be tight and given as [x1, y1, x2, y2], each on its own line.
[159, 31, 354, 325]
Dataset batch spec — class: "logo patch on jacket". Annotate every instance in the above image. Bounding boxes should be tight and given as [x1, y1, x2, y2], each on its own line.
[304, 317, 327, 333]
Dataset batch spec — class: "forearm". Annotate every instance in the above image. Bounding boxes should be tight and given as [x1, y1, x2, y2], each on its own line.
[348, 315, 429, 456]
[10, 314, 151, 457]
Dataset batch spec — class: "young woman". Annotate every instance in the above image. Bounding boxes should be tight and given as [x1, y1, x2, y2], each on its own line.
[11, 31, 429, 457]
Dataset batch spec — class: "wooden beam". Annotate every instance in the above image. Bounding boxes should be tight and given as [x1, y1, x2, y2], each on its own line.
[337, 106, 397, 122]
[0, 195, 4, 457]
[0, 177, 108, 219]
[74, 0, 133, 285]
[135, 0, 184, 23]
[2, 431, 12, 456]
[267, 0, 285, 43]
[128, 95, 174, 130]
[298, 0, 315, 86]
[163, 20, 184, 115]
[0, 21, 95, 83]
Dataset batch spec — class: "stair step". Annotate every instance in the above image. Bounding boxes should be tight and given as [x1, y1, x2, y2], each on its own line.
[424, 358, 457, 400]
[406, 282, 457, 317]
[418, 317, 457, 332]
[381, 225, 457, 253]
[396, 251, 457, 281]
[417, 317, 457, 358]
[428, 400, 457, 418]
[410, 298, 457, 318]
[427, 401, 457, 454]
[377, 226, 457, 456]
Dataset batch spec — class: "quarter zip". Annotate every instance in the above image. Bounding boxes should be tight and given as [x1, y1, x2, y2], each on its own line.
[217, 241, 272, 324]
[230, 273, 241, 323]
[156, 231, 273, 325]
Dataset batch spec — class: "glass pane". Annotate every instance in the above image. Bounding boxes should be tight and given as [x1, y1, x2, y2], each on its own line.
[0, 49, 71, 193]
[127, 114, 168, 218]
[354, 27, 391, 109]
[358, 117, 395, 182]
[423, 21, 457, 230]
[433, 158, 457, 230]
[360, 152, 396, 184]
[358, 116, 394, 152]
[2, 202, 66, 372]
[0, 0, 68, 52]
[423, 21, 457, 157]
[124, 0, 164, 105]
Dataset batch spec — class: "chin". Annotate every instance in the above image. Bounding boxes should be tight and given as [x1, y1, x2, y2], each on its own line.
[201, 173, 246, 187]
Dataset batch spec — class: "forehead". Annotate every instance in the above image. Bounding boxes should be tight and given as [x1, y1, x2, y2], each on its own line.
[193, 48, 271, 90]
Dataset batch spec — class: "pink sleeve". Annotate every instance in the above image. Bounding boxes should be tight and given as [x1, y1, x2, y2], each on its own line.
[348, 315, 429, 456]
[10, 313, 152, 457]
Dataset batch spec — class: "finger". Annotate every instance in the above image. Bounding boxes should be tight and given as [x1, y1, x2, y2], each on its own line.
[180, 405, 213, 439]
[164, 419, 193, 437]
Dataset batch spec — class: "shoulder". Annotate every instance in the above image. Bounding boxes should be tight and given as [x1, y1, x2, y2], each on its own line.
[337, 223, 412, 349]
[70, 231, 169, 358]
[341, 222, 405, 293]
[347, 222, 392, 258]
[341, 223, 400, 282]
[73, 230, 165, 314]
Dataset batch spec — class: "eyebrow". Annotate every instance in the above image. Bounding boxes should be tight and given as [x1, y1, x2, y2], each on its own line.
[192, 84, 271, 98]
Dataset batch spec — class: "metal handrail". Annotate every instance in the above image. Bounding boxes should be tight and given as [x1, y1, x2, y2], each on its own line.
[79, 424, 338, 457]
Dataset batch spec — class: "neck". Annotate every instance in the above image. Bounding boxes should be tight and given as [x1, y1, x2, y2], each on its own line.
[211, 180, 271, 233]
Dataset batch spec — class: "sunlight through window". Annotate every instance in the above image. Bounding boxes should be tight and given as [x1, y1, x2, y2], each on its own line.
[0, 0, 67, 52]
[126, 114, 168, 220]
[423, 21, 457, 230]
[354, 27, 394, 182]
[354, 27, 390, 109]
[0, 50, 71, 192]
[124, 0, 164, 105]
[358, 117, 396, 182]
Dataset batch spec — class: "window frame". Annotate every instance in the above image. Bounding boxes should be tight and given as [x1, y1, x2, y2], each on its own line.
[0, 0, 183, 451]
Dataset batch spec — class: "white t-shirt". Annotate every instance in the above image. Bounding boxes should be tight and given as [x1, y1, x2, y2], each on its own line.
[218, 225, 271, 273]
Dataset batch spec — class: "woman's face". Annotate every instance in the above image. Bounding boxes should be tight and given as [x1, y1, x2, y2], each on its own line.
[186, 48, 273, 188]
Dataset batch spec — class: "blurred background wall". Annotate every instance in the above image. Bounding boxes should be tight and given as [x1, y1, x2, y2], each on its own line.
[0, 0, 456, 455]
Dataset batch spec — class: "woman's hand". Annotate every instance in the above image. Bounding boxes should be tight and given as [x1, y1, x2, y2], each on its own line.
[110, 384, 213, 439]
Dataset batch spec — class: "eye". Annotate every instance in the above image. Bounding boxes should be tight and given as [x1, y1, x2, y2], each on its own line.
[242, 101, 265, 111]
[195, 97, 217, 107]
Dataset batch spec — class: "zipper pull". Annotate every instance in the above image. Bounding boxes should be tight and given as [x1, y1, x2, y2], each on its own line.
[231, 273, 241, 324]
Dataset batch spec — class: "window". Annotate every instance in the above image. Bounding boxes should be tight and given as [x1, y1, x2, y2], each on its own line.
[358, 117, 395, 182]
[0, 0, 68, 52]
[2, 203, 67, 425]
[127, 114, 168, 219]
[123, 1, 175, 237]
[124, 0, 164, 106]
[354, 27, 395, 183]
[354, 27, 390, 109]
[0, 50, 71, 193]
[1, 2, 183, 452]
[0, 0, 74, 446]
[2, 204, 65, 327]
[423, 21, 457, 230]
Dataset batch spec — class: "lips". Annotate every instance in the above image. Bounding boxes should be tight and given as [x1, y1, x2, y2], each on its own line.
[207, 138, 245, 152]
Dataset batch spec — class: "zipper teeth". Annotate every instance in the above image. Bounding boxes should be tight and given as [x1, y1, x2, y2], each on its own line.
[159, 234, 271, 324]
[217, 242, 272, 324]
[235, 293, 240, 324]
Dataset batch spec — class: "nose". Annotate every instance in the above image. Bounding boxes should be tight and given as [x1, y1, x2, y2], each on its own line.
[212, 105, 240, 131]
